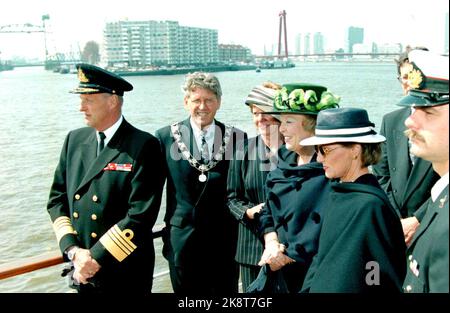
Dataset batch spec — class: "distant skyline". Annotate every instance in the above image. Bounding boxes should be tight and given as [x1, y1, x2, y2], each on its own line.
[0, 0, 448, 60]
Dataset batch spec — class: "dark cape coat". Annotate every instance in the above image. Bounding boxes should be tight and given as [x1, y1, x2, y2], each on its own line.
[258, 145, 332, 292]
[301, 175, 406, 293]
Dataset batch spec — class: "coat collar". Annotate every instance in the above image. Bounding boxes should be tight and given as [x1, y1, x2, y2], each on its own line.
[76, 119, 130, 191]
[408, 186, 448, 250]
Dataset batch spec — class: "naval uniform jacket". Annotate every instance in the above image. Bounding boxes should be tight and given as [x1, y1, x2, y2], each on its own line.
[373, 107, 439, 219]
[258, 146, 332, 291]
[301, 174, 406, 293]
[227, 135, 275, 267]
[155, 118, 245, 294]
[403, 185, 449, 293]
[47, 119, 164, 291]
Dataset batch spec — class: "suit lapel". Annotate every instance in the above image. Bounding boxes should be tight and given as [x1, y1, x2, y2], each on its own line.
[180, 118, 201, 161]
[212, 120, 225, 156]
[80, 130, 98, 174]
[76, 120, 128, 192]
[403, 158, 433, 205]
[408, 186, 448, 249]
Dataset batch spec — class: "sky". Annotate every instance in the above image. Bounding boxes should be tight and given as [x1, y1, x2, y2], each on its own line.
[0, 0, 448, 60]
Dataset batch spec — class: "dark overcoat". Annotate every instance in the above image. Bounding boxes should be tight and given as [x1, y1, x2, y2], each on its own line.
[403, 185, 449, 293]
[373, 107, 439, 218]
[301, 175, 406, 293]
[258, 146, 332, 292]
[47, 119, 164, 292]
[155, 118, 245, 294]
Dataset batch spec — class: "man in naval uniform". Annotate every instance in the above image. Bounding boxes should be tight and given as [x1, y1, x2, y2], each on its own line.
[155, 72, 244, 294]
[399, 50, 449, 293]
[47, 63, 164, 293]
[373, 48, 439, 245]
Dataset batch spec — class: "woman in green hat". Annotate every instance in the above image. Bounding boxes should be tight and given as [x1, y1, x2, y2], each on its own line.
[255, 83, 340, 293]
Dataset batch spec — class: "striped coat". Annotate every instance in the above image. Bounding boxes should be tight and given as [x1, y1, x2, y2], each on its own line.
[227, 136, 276, 266]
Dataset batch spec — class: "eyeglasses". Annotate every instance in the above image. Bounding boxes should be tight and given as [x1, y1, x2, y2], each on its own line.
[397, 74, 409, 83]
[315, 145, 341, 156]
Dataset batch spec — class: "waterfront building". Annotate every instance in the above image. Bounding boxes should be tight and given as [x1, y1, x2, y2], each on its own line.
[218, 44, 253, 63]
[104, 20, 219, 67]
[348, 26, 364, 53]
[304, 33, 311, 55]
[313, 32, 325, 54]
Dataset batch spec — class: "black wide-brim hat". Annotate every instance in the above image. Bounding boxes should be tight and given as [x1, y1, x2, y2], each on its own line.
[300, 107, 385, 146]
[263, 83, 340, 115]
[397, 50, 449, 107]
[70, 63, 133, 96]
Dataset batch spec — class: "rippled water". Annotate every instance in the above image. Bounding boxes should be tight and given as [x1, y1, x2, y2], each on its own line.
[0, 62, 401, 292]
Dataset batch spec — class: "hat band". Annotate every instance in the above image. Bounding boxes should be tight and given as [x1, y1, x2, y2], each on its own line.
[315, 126, 376, 138]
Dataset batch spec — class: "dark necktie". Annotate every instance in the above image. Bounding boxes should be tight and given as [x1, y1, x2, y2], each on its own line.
[97, 132, 106, 156]
[200, 130, 210, 164]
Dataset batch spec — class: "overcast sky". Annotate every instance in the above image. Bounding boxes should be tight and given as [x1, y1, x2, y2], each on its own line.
[0, 0, 448, 60]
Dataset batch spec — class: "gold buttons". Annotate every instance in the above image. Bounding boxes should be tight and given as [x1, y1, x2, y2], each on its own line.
[92, 195, 98, 202]
[73, 212, 79, 218]
[75, 194, 81, 200]
[91, 232, 97, 238]
[405, 285, 412, 292]
[91, 214, 97, 221]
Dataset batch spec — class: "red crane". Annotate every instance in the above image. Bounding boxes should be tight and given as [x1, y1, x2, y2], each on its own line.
[277, 10, 288, 58]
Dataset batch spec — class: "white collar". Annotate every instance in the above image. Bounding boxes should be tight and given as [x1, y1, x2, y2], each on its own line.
[190, 118, 215, 155]
[97, 115, 123, 146]
[431, 172, 449, 202]
[190, 118, 215, 139]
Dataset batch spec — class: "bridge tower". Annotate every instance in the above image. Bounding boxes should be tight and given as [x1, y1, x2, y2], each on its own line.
[277, 10, 288, 58]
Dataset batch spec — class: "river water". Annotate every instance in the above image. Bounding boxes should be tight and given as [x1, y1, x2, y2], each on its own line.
[0, 62, 402, 292]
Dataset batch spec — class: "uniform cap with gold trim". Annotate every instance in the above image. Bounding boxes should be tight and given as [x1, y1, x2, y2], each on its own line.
[70, 63, 133, 96]
[398, 50, 449, 107]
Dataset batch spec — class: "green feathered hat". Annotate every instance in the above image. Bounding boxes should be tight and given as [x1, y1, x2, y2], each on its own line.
[264, 83, 341, 115]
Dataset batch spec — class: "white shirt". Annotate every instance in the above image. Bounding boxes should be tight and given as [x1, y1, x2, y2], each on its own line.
[190, 118, 215, 157]
[97, 115, 123, 147]
[431, 172, 449, 202]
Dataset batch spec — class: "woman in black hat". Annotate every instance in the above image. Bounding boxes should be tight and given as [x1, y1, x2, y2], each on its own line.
[255, 83, 340, 293]
[299, 107, 406, 293]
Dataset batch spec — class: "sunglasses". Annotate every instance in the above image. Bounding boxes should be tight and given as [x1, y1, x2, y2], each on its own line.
[315, 145, 341, 156]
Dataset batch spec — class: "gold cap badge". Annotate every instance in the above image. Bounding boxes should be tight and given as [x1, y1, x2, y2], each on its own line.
[78, 68, 89, 83]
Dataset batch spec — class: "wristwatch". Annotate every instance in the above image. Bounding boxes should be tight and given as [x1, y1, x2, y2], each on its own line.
[67, 246, 79, 261]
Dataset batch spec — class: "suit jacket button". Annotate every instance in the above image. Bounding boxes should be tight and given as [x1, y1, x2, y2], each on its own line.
[73, 212, 79, 218]
[91, 214, 97, 221]
[75, 194, 81, 200]
[405, 285, 412, 292]
[91, 232, 97, 238]
[92, 195, 98, 202]
[392, 167, 396, 171]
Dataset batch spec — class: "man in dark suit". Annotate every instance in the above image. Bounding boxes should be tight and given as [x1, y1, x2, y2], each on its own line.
[155, 72, 244, 294]
[373, 48, 439, 245]
[399, 50, 448, 293]
[47, 64, 164, 293]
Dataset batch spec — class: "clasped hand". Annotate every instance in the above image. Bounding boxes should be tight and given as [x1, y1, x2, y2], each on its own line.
[72, 248, 101, 284]
[258, 240, 295, 271]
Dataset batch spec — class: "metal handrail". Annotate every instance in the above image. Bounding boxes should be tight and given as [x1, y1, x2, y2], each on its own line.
[0, 223, 166, 281]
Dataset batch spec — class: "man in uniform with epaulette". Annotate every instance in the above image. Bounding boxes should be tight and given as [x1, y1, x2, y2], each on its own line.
[399, 50, 449, 293]
[47, 64, 164, 293]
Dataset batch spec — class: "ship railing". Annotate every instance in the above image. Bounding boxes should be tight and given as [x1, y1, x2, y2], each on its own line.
[0, 224, 167, 281]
